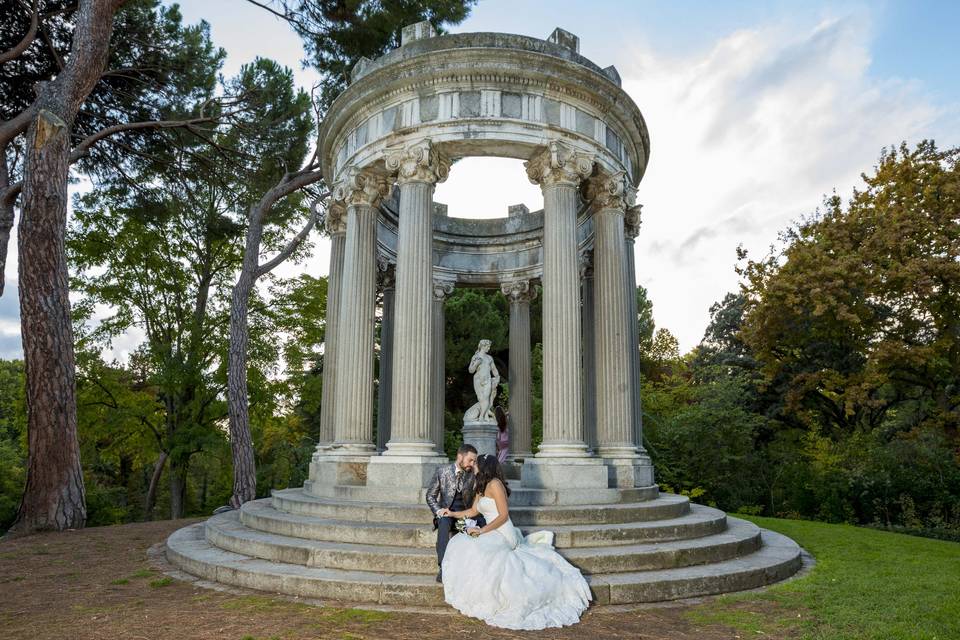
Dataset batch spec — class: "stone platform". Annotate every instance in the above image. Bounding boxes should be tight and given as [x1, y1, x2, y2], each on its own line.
[165, 485, 802, 607]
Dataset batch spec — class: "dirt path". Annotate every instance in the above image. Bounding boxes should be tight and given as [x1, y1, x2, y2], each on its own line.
[0, 519, 745, 639]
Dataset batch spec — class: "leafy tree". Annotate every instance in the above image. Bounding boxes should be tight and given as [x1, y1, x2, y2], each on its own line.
[68, 58, 312, 518]
[2, 0, 236, 535]
[739, 141, 960, 438]
[224, 0, 478, 506]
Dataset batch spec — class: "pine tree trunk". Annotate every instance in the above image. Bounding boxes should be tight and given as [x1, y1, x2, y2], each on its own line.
[226, 208, 262, 508]
[9, 110, 86, 534]
[7, 0, 125, 536]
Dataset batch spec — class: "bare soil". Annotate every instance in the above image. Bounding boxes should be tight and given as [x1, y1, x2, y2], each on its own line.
[0, 519, 768, 639]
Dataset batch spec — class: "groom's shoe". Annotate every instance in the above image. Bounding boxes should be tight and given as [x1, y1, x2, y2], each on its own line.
[436, 570, 442, 583]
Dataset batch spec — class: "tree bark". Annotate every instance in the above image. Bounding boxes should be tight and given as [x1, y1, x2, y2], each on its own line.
[8, 0, 125, 536]
[226, 191, 322, 509]
[144, 450, 167, 520]
[169, 456, 187, 520]
[226, 207, 261, 508]
[0, 145, 13, 297]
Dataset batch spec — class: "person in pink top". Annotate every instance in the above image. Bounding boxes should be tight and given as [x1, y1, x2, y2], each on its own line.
[495, 406, 509, 463]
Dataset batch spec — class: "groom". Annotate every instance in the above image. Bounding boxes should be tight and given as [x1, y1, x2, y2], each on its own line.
[426, 443, 486, 582]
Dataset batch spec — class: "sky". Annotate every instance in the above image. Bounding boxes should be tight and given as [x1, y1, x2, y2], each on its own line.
[2, 0, 959, 359]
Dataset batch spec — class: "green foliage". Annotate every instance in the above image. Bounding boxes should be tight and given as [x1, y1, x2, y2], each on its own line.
[691, 515, 960, 639]
[0, 361, 26, 532]
[645, 142, 960, 537]
[287, 0, 477, 109]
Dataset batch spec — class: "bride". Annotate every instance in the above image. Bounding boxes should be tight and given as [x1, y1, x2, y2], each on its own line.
[437, 454, 591, 629]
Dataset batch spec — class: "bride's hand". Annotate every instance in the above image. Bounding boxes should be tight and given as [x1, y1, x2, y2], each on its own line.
[466, 527, 482, 537]
[437, 508, 451, 518]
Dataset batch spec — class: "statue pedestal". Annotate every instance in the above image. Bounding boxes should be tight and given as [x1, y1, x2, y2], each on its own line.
[462, 419, 499, 458]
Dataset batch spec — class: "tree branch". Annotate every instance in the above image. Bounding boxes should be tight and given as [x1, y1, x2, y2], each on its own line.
[255, 195, 327, 278]
[0, 1, 40, 65]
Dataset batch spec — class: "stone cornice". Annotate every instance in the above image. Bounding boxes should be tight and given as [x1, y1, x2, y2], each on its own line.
[385, 139, 451, 185]
[525, 141, 594, 189]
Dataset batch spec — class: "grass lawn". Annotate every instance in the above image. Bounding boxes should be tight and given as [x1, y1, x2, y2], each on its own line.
[688, 514, 960, 640]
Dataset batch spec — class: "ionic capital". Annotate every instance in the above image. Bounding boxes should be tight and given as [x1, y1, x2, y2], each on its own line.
[432, 278, 456, 301]
[500, 279, 537, 304]
[525, 140, 594, 189]
[624, 204, 643, 239]
[334, 166, 390, 208]
[377, 256, 396, 290]
[325, 201, 347, 236]
[587, 170, 637, 212]
[385, 139, 451, 185]
[578, 249, 594, 279]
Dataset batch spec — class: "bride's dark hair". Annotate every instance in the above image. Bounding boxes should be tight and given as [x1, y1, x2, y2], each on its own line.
[474, 453, 511, 497]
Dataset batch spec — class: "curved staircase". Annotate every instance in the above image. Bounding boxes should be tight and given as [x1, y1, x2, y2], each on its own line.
[165, 483, 803, 607]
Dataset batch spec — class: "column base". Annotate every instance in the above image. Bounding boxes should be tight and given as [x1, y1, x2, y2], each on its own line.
[462, 420, 498, 458]
[534, 441, 593, 458]
[366, 452, 449, 488]
[520, 456, 608, 490]
[310, 451, 375, 487]
[599, 452, 656, 488]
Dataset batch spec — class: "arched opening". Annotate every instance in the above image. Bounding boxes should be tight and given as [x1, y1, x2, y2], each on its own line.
[434, 157, 544, 219]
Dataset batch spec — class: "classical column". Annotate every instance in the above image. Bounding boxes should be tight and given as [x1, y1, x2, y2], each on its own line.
[579, 251, 597, 453]
[376, 258, 396, 453]
[315, 202, 346, 454]
[368, 140, 449, 487]
[328, 168, 388, 452]
[502, 279, 536, 461]
[311, 167, 388, 490]
[624, 205, 648, 456]
[591, 171, 654, 487]
[431, 278, 455, 457]
[521, 141, 608, 489]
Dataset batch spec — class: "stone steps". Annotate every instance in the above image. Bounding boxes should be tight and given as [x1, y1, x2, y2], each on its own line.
[240, 499, 729, 549]
[207, 510, 762, 575]
[166, 523, 801, 606]
[302, 480, 660, 506]
[271, 488, 689, 526]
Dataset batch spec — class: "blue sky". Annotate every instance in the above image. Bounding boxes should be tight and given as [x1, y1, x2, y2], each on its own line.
[2, 0, 958, 358]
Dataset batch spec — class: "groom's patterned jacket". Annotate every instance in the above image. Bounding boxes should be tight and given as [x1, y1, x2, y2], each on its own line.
[426, 463, 476, 522]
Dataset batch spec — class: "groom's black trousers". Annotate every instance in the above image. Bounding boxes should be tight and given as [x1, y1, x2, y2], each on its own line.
[435, 493, 486, 568]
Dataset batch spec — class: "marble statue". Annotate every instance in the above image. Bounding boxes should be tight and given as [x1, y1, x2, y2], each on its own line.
[464, 339, 500, 422]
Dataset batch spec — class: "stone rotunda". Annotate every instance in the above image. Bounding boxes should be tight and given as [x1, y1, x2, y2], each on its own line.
[167, 24, 803, 606]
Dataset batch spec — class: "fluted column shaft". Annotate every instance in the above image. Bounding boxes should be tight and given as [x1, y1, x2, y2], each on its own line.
[594, 200, 634, 455]
[526, 144, 594, 458]
[376, 263, 396, 453]
[333, 202, 378, 450]
[580, 254, 598, 452]
[317, 207, 346, 450]
[330, 168, 388, 454]
[625, 208, 645, 452]
[384, 141, 450, 456]
[431, 280, 454, 456]
[503, 280, 535, 460]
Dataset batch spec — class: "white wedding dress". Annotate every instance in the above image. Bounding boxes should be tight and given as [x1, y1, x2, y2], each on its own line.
[441, 495, 591, 630]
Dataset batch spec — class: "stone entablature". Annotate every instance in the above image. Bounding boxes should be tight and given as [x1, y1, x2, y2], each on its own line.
[374, 192, 595, 287]
[320, 33, 650, 190]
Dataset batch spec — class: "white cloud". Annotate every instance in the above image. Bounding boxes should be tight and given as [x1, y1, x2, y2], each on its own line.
[621, 14, 958, 351]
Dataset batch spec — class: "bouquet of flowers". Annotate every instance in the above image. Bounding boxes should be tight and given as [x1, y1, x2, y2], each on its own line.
[455, 517, 479, 535]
